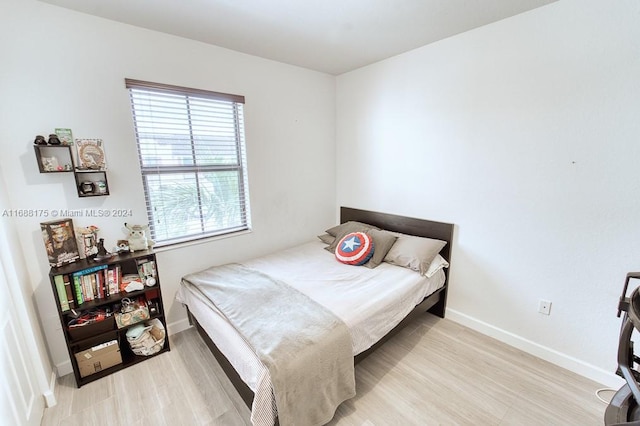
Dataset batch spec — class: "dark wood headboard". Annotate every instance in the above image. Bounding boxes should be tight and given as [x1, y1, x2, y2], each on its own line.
[340, 206, 454, 262]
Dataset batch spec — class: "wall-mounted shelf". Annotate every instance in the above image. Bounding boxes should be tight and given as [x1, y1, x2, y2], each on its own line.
[34, 145, 74, 173]
[74, 170, 110, 197]
[34, 144, 110, 197]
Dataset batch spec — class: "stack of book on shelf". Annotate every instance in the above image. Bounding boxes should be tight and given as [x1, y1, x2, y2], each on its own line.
[52, 257, 158, 312]
[73, 265, 110, 305]
[53, 264, 124, 311]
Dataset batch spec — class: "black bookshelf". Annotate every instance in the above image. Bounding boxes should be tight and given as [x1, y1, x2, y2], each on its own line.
[48, 250, 170, 387]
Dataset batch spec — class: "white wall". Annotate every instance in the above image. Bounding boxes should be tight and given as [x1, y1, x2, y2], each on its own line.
[0, 0, 336, 375]
[337, 0, 640, 386]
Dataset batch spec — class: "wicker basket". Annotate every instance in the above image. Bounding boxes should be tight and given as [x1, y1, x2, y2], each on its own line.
[126, 318, 165, 356]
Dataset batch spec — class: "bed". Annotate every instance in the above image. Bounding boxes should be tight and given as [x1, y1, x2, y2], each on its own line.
[177, 207, 454, 425]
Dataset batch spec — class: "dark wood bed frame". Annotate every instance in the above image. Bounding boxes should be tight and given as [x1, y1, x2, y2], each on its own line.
[186, 206, 454, 409]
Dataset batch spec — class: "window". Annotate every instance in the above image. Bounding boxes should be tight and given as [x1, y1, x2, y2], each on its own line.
[125, 79, 251, 246]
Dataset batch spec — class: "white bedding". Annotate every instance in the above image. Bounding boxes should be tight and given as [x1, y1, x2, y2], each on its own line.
[177, 240, 446, 425]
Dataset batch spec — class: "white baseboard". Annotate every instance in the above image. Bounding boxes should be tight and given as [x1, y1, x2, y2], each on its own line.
[446, 308, 624, 389]
[43, 371, 57, 408]
[167, 317, 192, 336]
[55, 360, 72, 378]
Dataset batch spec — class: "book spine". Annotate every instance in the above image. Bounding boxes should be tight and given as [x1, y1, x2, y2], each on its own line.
[72, 264, 108, 277]
[91, 274, 99, 299]
[84, 275, 93, 301]
[63, 275, 75, 309]
[73, 275, 84, 305]
[104, 269, 110, 298]
[81, 276, 87, 302]
[107, 268, 115, 295]
[116, 265, 123, 293]
[89, 275, 96, 300]
[81, 275, 90, 301]
[97, 272, 105, 299]
[53, 275, 70, 312]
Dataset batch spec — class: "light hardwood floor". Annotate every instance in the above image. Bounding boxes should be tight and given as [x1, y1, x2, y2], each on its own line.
[41, 315, 610, 425]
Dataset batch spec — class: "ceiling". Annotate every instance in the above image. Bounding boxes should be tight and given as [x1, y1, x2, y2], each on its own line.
[38, 0, 557, 75]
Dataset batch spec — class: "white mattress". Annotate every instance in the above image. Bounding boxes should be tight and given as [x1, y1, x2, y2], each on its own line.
[176, 240, 446, 425]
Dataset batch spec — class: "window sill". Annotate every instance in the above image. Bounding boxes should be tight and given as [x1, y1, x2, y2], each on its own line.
[152, 228, 253, 253]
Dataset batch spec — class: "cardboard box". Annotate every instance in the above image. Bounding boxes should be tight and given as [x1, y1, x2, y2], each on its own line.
[75, 339, 122, 378]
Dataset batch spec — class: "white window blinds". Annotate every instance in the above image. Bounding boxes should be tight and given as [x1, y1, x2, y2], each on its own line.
[125, 79, 251, 246]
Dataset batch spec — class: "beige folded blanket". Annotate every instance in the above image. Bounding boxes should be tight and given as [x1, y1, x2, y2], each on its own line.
[182, 263, 355, 426]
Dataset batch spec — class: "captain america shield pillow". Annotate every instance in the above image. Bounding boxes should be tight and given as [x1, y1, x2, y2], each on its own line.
[335, 232, 375, 265]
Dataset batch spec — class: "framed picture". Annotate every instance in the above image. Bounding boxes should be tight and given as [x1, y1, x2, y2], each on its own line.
[55, 128, 74, 146]
[75, 138, 106, 170]
[41, 218, 80, 267]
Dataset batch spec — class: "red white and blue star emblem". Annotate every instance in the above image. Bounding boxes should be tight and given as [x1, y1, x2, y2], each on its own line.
[335, 232, 374, 265]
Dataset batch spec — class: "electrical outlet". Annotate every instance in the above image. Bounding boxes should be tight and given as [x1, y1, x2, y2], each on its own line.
[538, 299, 552, 315]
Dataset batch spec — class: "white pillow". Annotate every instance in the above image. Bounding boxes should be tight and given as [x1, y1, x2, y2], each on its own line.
[425, 254, 449, 278]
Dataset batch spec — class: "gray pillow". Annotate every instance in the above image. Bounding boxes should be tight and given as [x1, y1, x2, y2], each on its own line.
[325, 221, 378, 253]
[383, 233, 447, 275]
[364, 229, 398, 269]
[317, 234, 335, 245]
[325, 221, 378, 237]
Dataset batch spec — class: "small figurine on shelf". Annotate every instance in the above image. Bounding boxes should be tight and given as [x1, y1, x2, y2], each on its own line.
[41, 157, 58, 172]
[94, 238, 114, 262]
[96, 238, 108, 257]
[76, 225, 99, 259]
[34, 135, 47, 145]
[114, 239, 130, 253]
[48, 134, 61, 145]
[124, 223, 154, 252]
